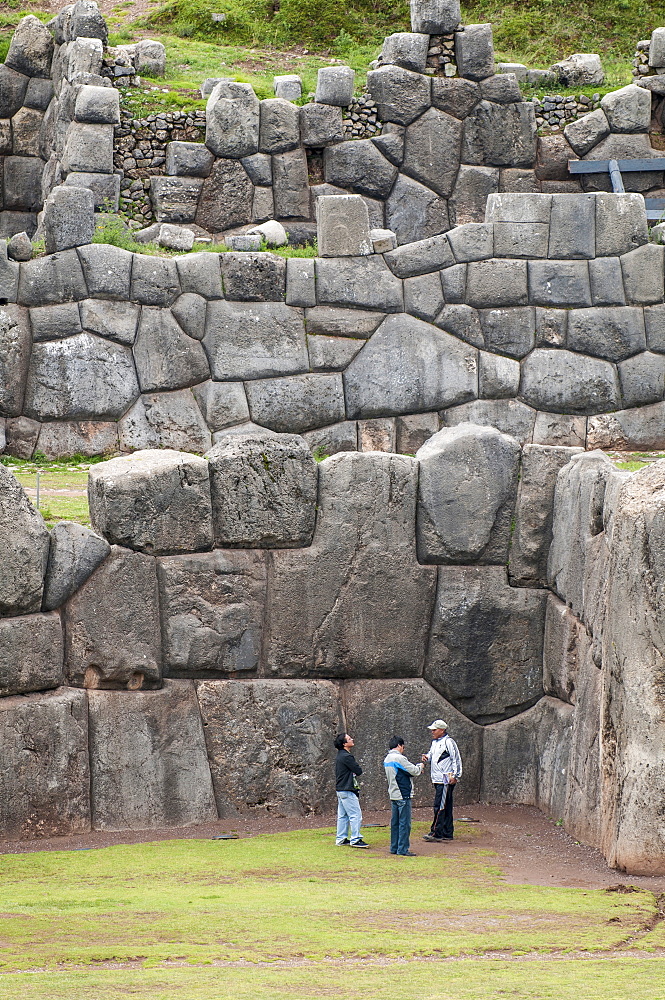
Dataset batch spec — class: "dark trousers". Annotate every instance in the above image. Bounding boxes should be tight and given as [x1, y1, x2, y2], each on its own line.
[430, 782, 454, 839]
[390, 798, 412, 855]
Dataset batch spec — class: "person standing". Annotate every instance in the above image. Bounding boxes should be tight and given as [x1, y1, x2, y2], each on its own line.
[383, 737, 423, 857]
[421, 719, 462, 843]
[334, 733, 370, 848]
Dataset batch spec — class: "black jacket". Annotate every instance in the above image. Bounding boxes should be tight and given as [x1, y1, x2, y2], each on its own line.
[335, 748, 363, 794]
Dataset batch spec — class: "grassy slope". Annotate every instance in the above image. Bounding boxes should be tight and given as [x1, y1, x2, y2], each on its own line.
[0, 825, 663, 999]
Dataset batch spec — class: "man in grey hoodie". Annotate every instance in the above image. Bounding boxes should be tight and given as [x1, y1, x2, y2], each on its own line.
[383, 737, 423, 857]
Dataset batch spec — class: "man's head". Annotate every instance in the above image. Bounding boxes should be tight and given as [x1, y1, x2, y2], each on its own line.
[388, 736, 405, 751]
[334, 733, 354, 751]
[428, 719, 448, 740]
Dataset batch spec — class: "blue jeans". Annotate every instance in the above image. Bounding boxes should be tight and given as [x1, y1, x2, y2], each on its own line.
[390, 798, 412, 855]
[336, 791, 362, 844]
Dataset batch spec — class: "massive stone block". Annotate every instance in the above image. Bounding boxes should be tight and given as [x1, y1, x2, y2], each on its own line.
[246, 373, 345, 434]
[265, 452, 437, 678]
[133, 307, 209, 392]
[0, 612, 63, 697]
[0, 464, 50, 616]
[441, 398, 537, 445]
[259, 97, 300, 153]
[43, 521, 111, 611]
[566, 306, 646, 362]
[543, 592, 582, 704]
[425, 566, 546, 723]
[323, 139, 398, 200]
[24, 333, 140, 420]
[272, 148, 309, 218]
[205, 81, 259, 158]
[196, 158, 253, 233]
[416, 424, 520, 564]
[88, 680, 218, 830]
[18, 250, 87, 307]
[344, 314, 477, 418]
[150, 176, 203, 224]
[385, 173, 449, 245]
[343, 678, 482, 808]
[0, 305, 30, 417]
[509, 444, 584, 588]
[401, 108, 462, 197]
[89, 450, 213, 556]
[64, 545, 162, 690]
[0, 687, 90, 839]
[314, 256, 404, 311]
[197, 679, 342, 817]
[119, 389, 212, 455]
[463, 101, 537, 167]
[220, 252, 286, 302]
[157, 550, 266, 677]
[455, 23, 494, 81]
[204, 301, 307, 381]
[5, 14, 53, 78]
[519, 349, 620, 415]
[366, 64, 431, 126]
[206, 431, 318, 547]
[78, 244, 133, 301]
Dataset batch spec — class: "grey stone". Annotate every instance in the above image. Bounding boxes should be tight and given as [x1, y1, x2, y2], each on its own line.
[366, 64, 431, 126]
[463, 100, 537, 167]
[70, 0, 108, 42]
[43, 185, 94, 254]
[171, 292, 206, 341]
[324, 139, 398, 200]
[43, 521, 110, 612]
[0, 612, 63, 697]
[344, 313, 477, 418]
[197, 678, 341, 817]
[315, 66, 354, 106]
[520, 348, 620, 413]
[385, 173, 449, 246]
[192, 380, 249, 431]
[272, 148, 309, 218]
[10, 106, 43, 157]
[595, 192, 649, 255]
[219, 252, 286, 301]
[402, 107, 462, 197]
[649, 27, 665, 68]
[588, 257, 626, 306]
[499, 168, 539, 193]
[195, 159, 253, 232]
[62, 122, 113, 173]
[466, 259, 528, 307]
[358, 416, 396, 452]
[527, 260, 591, 308]
[455, 23, 494, 80]
[305, 306, 384, 338]
[535, 134, 577, 182]
[404, 272, 445, 321]
[395, 411, 439, 454]
[0, 464, 49, 616]
[493, 222, 549, 258]
[620, 243, 665, 305]
[315, 256, 404, 311]
[206, 431, 317, 548]
[425, 565, 546, 723]
[79, 298, 139, 345]
[286, 257, 316, 307]
[416, 423, 520, 564]
[259, 98, 300, 153]
[150, 176, 204, 224]
[547, 193, 595, 259]
[78, 243, 133, 300]
[65, 36, 103, 80]
[4, 155, 44, 212]
[158, 551, 266, 677]
[246, 373, 345, 433]
[509, 443, 584, 587]
[134, 38, 166, 77]
[119, 389, 212, 454]
[5, 14, 53, 78]
[64, 171, 120, 211]
[0, 305, 30, 417]
[344, 678, 482, 809]
[567, 306, 646, 361]
[563, 109, 610, 156]
[410, 0, 460, 33]
[618, 351, 665, 407]
[645, 303, 665, 352]
[600, 84, 651, 133]
[497, 62, 528, 81]
[274, 74, 302, 101]
[582, 134, 663, 193]
[480, 73, 521, 103]
[89, 450, 212, 556]
[131, 254, 180, 306]
[370, 228, 397, 253]
[74, 84, 119, 124]
[0, 65, 29, 118]
[637, 74, 665, 94]
[204, 301, 307, 380]
[384, 233, 454, 277]
[64, 544, 161, 690]
[246, 219, 287, 248]
[88, 681, 217, 831]
[166, 141, 214, 178]
[372, 128, 405, 167]
[307, 334, 364, 370]
[478, 351, 520, 397]
[440, 398, 536, 444]
[158, 224, 195, 252]
[266, 452, 436, 677]
[542, 593, 582, 703]
[30, 302, 82, 341]
[25, 333, 139, 420]
[299, 103, 345, 146]
[586, 401, 665, 450]
[36, 420, 118, 462]
[381, 32, 429, 73]
[440, 261, 467, 302]
[0, 687, 89, 839]
[205, 81, 259, 159]
[176, 252, 223, 299]
[133, 307, 209, 392]
[435, 303, 484, 348]
[449, 165, 499, 226]
[226, 234, 261, 252]
[551, 53, 604, 87]
[4, 414, 39, 459]
[485, 191, 552, 224]
[7, 231, 33, 263]
[304, 420, 358, 456]
[316, 194, 372, 257]
[532, 412, 586, 448]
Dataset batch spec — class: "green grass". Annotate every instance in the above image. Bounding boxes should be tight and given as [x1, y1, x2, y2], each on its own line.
[1, 455, 95, 527]
[0, 824, 662, 999]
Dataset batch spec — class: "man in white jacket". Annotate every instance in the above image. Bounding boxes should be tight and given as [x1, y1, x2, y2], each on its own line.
[383, 737, 423, 857]
[421, 719, 462, 843]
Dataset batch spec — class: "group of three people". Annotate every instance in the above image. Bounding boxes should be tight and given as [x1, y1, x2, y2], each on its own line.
[334, 719, 463, 856]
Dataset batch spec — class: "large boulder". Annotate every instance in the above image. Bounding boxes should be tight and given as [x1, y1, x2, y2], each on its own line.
[551, 53, 604, 87]
[204, 301, 307, 380]
[402, 108, 462, 197]
[205, 81, 260, 159]
[265, 452, 437, 678]
[462, 101, 537, 168]
[88, 680, 217, 830]
[205, 431, 318, 548]
[0, 305, 30, 417]
[323, 139, 398, 200]
[43, 521, 110, 611]
[385, 173, 449, 245]
[133, 307, 209, 392]
[88, 450, 214, 556]
[425, 565, 546, 724]
[0, 612, 63, 697]
[5, 15, 53, 78]
[245, 373, 346, 434]
[0, 465, 50, 616]
[519, 349, 620, 414]
[119, 389, 212, 454]
[366, 64, 431, 126]
[196, 158, 253, 233]
[416, 424, 520, 564]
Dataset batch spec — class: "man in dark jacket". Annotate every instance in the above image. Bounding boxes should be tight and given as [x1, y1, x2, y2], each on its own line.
[334, 733, 370, 848]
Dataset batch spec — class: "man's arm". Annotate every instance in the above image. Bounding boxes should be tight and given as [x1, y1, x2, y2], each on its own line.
[345, 752, 363, 776]
[395, 753, 423, 777]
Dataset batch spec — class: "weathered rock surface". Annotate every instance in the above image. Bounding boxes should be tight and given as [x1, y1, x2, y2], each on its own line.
[0, 305, 30, 417]
[0, 612, 63, 697]
[246, 373, 345, 434]
[133, 308, 209, 392]
[44, 521, 110, 611]
[0, 464, 50, 616]
[543, 593, 582, 704]
[88, 680, 217, 830]
[119, 390, 212, 454]
[519, 349, 620, 414]
[204, 301, 308, 380]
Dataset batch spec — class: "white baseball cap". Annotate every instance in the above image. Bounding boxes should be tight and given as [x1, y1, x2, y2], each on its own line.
[427, 719, 448, 730]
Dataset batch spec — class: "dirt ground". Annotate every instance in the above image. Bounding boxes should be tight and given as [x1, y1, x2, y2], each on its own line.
[2, 803, 663, 891]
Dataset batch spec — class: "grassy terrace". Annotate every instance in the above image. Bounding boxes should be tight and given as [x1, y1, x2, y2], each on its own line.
[0, 823, 664, 999]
